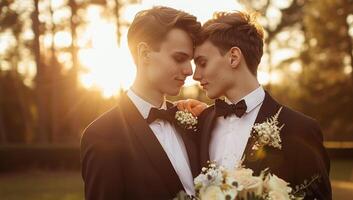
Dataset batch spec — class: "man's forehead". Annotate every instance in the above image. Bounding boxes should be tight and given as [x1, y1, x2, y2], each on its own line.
[194, 41, 217, 58]
[161, 29, 193, 56]
[194, 43, 209, 58]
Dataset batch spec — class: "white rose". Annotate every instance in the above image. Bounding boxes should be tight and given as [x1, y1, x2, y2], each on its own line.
[264, 174, 292, 199]
[227, 167, 254, 179]
[223, 188, 238, 200]
[225, 168, 263, 198]
[268, 190, 290, 200]
[237, 176, 263, 199]
[200, 186, 225, 200]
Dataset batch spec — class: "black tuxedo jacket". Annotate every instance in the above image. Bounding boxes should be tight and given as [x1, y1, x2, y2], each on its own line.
[81, 93, 199, 200]
[198, 92, 332, 199]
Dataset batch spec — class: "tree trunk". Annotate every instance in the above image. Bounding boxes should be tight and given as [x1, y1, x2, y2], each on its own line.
[114, 0, 122, 46]
[49, 0, 61, 143]
[0, 82, 8, 144]
[33, 0, 50, 143]
[11, 38, 33, 143]
[68, 0, 80, 141]
[342, 2, 353, 90]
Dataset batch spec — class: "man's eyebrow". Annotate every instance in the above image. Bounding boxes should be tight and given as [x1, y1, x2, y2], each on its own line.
[173, 51, 192, 59]
[194, 56, 205, 64]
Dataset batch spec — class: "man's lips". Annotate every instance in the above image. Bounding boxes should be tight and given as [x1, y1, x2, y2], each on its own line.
[201, 82, 209, 88]
[175, 79, 185, 85]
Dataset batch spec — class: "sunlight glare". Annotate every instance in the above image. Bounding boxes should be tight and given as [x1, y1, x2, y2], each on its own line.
[258, 71, 270, 85]
[78, 6, 135, 97]
[54, 31, 72, 48]
[79, 1, 273, 97]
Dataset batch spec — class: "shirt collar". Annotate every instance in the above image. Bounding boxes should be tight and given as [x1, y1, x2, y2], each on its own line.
[225, 86, 265, 113]
[127, 89, 167, 119]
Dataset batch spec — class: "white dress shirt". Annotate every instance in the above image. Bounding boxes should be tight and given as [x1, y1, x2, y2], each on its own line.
[127, 89, 195, 195]
[209, 86, 265, 169]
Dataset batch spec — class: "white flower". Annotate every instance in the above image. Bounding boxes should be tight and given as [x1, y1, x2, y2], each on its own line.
[194, 173, 208, 188]
[252, 107, 284, 150]
[189, 162, 304, 200]
[224, 167, 263, 198]
[260, 134, 271, 144]
[200, 186, 225, 200]
[175, 110, 198, 131]
[264, 174, 292, 199]
[267, 190, 290, 200]
[236, 176, 263, 198]
[223, 188, 238, 200]
[194, 165, 223, 189]
[240, 176, 263, 192]
[226, 167, 254, 181]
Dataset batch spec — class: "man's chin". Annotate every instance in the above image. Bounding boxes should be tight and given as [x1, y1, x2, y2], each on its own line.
[164, 87, 181, 96]
[206, 90, 221, 100]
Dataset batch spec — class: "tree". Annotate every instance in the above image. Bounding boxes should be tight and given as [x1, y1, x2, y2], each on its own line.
[239, 0, 353, 140]
[298, 0, 353, 139]
[0, 0, 34, 143]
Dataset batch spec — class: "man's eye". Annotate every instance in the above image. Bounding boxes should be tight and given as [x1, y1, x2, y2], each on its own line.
[198, 61, 206, 68]
[174, 55, 187, 63]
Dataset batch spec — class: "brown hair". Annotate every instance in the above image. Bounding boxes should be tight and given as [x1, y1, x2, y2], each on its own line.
[198, 11, 264, 75]
[127, 6, 201, 63]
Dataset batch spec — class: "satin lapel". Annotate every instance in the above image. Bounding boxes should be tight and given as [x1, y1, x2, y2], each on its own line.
[120, 94, 183, 195]
[242, 92, 281, 173]
[200, 106, 218, 168]
[173, 120, 199, 178]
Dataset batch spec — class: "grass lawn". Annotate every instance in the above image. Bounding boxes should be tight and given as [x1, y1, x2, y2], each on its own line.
[0, 170, 83, 200]
[0, 159, 352, 200]
[330, 159, 353, 181]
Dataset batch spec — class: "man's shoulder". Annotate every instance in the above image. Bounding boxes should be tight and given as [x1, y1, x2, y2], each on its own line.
[277, 104, 324, 145]
[261, 92, 322, 142]
[81, 105, 124, 143]
[280, 105, 319, 130]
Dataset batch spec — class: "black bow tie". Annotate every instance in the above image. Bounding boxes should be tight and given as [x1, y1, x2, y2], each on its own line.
[146, 107, 177, 124]
[215, 99, 247, 118]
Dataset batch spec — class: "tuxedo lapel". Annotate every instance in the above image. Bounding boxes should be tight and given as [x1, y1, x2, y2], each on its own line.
[242, 91, 281, 172]
[166, 102, 199, 177]
[173, 120, 199, 177]
[119, 94, 183, 195]
[200, 107, 218, 168]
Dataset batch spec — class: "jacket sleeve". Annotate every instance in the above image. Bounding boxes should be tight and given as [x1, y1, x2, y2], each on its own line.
[81, 128, 124, 200]
[290, 120, 332, 200]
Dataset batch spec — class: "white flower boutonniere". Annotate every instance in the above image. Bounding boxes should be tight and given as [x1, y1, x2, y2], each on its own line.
[174, 99, 207, 132]
[252, 107, 284, 151]
[175, 110, 198, 131]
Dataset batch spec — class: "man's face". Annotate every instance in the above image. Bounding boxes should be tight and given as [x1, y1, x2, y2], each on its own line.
[146, 28, 193, 96]
[193, 40, 234, 99]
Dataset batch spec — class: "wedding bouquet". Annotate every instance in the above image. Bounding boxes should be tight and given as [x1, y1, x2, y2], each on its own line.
[175, 162, 305, 200]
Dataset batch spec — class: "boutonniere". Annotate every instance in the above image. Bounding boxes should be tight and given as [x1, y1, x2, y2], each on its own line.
[175, 99, 208, 132]
[251, 107, 284, 151]
[175, 110, 198, 131]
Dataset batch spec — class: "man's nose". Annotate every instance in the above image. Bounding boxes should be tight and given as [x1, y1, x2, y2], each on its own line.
[193, 66, 202, 81]
[182, 62, 193, 76]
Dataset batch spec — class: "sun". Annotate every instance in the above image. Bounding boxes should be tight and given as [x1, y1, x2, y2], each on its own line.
[78, 6, 135, 98]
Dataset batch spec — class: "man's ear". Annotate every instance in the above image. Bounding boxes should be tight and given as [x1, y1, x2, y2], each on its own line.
[228, 47, 242, 68]
[137, 42, 150, 64]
